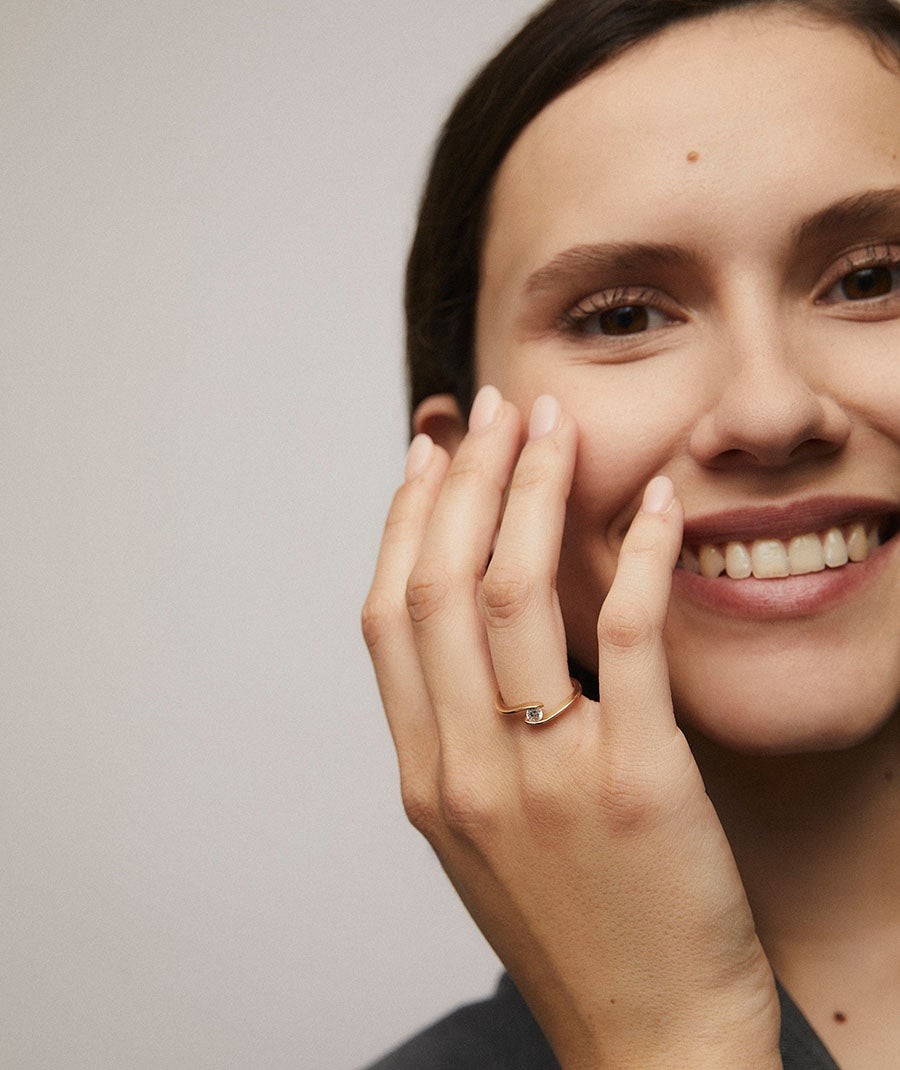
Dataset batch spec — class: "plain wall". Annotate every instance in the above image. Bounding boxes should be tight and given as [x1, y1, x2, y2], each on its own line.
[0, 2, 540, 1067]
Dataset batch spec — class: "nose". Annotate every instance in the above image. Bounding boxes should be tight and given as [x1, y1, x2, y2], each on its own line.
[688, 322, 851, 471]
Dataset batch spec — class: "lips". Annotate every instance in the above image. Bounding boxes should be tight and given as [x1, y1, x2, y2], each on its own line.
[680, 496, 898, 544]
[677, 497, 899, 581]
[670, 496, 899, 619]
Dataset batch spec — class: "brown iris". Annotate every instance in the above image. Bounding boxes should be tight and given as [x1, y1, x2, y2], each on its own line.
[598, 305, 649, 335]
[840, 266, 892, 300]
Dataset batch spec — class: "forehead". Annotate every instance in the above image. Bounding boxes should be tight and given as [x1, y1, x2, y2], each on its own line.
[479, 8, 900, 294]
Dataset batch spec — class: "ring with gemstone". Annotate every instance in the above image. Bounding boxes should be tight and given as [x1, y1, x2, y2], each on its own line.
[495, 678, 583, 725]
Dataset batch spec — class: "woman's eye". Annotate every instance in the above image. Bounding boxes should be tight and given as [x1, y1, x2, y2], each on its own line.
[823, 261, 899, 303]
[564, 301, 669, 337]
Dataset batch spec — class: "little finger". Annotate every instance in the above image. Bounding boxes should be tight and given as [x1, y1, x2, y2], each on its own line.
[362, 434, 450, 759]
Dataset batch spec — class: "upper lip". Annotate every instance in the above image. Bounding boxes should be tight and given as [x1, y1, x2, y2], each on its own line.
[681, 496, 897, 545]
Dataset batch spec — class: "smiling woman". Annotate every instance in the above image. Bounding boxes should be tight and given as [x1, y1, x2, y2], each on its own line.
[362, 1, 900, 1068]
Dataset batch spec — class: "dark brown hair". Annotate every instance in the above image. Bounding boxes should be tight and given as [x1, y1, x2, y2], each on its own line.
[405, 0, 900, 423]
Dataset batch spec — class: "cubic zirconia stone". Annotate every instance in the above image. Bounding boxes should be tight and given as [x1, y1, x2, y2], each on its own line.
[525, 706, 543, 723]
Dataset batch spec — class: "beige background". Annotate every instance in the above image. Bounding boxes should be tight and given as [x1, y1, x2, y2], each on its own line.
[0, 2, 539, 1067]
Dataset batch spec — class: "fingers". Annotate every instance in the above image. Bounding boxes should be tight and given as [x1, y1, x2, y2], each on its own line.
[367, 388, 683, 767]
[362, 433, 450, 759]
[407, 387, 524, 746]
[482, 395, 578, 727]
[596, 475, 684, 752]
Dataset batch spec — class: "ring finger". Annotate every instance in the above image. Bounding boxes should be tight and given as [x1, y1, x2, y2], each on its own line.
[482, 395, 583, 732]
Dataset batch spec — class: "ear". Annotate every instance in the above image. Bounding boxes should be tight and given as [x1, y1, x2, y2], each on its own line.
[412, 393, 467, 458]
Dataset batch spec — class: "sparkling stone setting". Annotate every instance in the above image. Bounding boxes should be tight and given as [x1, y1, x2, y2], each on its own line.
[525, 705, 544, 724]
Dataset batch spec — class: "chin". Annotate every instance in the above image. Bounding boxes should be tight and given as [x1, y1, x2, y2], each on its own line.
[660, 571, 900, 754]
[668, 648, 899, 757]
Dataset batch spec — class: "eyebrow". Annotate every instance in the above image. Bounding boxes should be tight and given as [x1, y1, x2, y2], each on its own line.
[521, 187, 900, 297]
[523, 242, 696, 296]
[795, 186, 900, 244]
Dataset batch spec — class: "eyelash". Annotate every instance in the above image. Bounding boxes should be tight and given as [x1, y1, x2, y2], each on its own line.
[817, 243, 900, 307]
[560, 287, 677, 337]
[559, 243, 900, 339]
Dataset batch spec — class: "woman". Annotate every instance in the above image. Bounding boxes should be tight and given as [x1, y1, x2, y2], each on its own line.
[362, 0, 900, 1066]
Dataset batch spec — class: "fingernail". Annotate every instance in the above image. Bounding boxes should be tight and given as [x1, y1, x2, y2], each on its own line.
[642, 475, 674, 514]
[405, 433, 433, 480]
[468, 384, 502, 432]
[528, 395, 560, 440]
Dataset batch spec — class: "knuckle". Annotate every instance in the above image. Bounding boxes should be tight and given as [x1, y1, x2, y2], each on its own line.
[597, 600, 655, 653]
[513, 734, 594, 836]
[510, 455, 554, 493]
[400, 775, 440, 838]
[623, 522, 662, 561]
[597, 762, 666, 836]
[481, 564, 536, 626]
[439, 773, 499, 843]
[360, 590, 398, 651]
[443, 453, 486, 488]
[405, 564, 453, 624]
[444, 453, 506, 496]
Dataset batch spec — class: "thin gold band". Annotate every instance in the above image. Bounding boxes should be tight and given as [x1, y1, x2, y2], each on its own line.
[495, 678, 582, 725]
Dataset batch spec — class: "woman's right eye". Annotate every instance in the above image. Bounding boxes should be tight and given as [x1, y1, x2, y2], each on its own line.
[561, 292, 673, 338]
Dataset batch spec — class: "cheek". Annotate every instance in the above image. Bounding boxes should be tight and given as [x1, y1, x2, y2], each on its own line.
[816, 327, 900, 438]
[567, 386, 692, 520]
[553, 403, 688, 666]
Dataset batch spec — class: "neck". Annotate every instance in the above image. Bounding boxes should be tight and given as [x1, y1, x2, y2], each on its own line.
[687, 712, 900, 962]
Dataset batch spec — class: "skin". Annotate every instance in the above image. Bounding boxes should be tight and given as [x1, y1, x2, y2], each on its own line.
[474, 8, 900, 755]
[365, 8, 900, 1069]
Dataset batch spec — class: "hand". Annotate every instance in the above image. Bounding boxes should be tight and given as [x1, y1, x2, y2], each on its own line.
[362, 387, 782, 1069]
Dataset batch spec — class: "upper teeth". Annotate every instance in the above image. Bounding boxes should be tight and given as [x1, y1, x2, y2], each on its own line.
[680, 522, 879, 579]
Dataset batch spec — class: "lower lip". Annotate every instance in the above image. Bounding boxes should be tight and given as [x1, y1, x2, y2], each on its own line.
[671, 534, 898, 620]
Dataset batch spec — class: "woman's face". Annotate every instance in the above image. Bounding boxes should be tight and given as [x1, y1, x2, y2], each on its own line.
[474, 8, 900, 753]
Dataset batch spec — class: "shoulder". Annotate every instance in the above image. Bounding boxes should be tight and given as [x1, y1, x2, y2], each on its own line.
[363, 974, 560, 1070]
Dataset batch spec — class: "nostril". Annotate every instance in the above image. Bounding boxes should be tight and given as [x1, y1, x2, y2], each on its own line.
[706, 448, 755, 470]
[787, 438, 843, 463]
[704, 437, 844, 471]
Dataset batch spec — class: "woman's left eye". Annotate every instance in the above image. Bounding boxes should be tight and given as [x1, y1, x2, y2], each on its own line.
[821, 259, 900, 304]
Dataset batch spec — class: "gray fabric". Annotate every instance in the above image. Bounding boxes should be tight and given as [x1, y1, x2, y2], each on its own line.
[777, 979, 841, 1070]
[366, 973, 841, 1069]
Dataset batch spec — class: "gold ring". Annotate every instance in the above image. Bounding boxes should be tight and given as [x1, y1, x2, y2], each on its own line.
[495, 678, 582, 725]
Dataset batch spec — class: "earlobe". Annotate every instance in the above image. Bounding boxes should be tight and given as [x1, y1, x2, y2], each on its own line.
[412, 393, 467, 458]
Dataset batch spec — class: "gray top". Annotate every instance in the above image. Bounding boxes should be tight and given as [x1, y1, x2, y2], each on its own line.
[366, 973, 840, 1069]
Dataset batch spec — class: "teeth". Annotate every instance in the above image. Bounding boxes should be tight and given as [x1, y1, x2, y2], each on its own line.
[822, 527, 848, 568]
[786, 533, 825, 575]
[725, 542, 752, 579]
[750, 539, 790, 579]
[846, 522, 868, 562]
[699, 544, 726, 578]
[683, 521, 882, 580]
